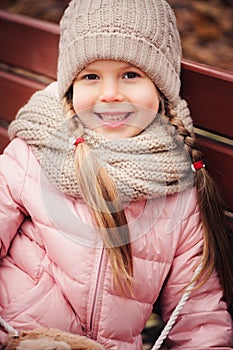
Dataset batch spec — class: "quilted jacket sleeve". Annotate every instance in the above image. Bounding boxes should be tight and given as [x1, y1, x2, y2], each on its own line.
[0, 138, 29, 258]
[160, 192, 233, 349]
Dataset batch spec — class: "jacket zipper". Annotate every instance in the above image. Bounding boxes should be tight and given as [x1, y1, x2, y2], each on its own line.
[87, 247, 105, 339]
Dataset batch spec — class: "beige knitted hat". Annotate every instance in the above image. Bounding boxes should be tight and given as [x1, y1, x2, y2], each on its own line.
[57, 0, 182, 104]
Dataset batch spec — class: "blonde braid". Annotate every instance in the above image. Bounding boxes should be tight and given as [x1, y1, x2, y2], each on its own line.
[162, 97, 233, 315]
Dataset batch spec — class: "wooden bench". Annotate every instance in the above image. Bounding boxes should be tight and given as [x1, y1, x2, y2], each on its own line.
[0, 9, 233, 220]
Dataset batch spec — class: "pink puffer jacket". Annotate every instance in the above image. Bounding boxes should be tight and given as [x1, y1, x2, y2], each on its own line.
[0, 138, 232, 349]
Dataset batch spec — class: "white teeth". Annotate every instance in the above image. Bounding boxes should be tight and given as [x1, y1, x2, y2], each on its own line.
[96, 113, 131, 121]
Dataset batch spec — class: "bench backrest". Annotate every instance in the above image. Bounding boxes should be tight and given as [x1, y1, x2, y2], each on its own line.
[0, 10, 233, 217]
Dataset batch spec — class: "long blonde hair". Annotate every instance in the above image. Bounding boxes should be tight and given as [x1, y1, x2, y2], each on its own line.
[64, 87, 133, 295]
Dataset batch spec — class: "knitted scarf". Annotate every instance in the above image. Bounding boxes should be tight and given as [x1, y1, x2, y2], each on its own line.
[8, 88, 194, 201]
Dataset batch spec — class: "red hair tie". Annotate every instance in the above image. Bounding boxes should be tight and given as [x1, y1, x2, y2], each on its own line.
[69, 136, 85, 150]
[191, 160, 205, 172]
[74, 138, 85, 147]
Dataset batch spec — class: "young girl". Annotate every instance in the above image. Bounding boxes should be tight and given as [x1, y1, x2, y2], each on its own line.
[0, 0, 232, 349]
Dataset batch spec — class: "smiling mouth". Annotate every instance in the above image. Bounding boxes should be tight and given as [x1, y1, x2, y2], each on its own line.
[94, 112, 132, 122]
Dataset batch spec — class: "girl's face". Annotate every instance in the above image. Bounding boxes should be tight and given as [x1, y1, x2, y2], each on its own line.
[72, 60, 160, 139]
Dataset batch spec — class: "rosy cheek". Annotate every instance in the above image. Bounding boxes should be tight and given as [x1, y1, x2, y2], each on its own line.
[72, 93, 85, 113]
[73, 87, 94, 113]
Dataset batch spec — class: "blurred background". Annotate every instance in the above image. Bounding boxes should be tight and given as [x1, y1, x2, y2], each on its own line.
[0, 0, 233, 73]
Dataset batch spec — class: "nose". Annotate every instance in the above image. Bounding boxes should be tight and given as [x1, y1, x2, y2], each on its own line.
[99, 80, 124, 103]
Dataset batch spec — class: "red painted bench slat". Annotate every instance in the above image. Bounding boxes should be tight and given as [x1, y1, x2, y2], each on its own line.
[0, 10, 59, 79]
[181, 60, 233, 139]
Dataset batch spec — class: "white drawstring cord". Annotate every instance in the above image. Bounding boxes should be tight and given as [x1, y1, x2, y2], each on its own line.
[151, 263, 202, 350]
[0, 315, 18, 337]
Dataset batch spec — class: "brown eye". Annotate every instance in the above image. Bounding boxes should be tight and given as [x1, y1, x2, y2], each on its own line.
[123, 72, 140, 79]
[83, 74, 99, 80]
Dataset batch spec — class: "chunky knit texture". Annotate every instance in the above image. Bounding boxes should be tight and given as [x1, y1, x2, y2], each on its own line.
[57, 0, 182, 103]
[8, 89, 194, 200]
